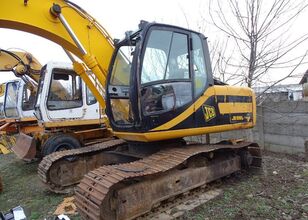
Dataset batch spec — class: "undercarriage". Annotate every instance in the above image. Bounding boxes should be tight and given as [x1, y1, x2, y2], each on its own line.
[38, 139, 261, 219]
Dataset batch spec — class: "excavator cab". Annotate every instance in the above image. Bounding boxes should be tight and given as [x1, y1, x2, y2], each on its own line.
[3, 79, 37, 120]
[34, 62, 100, 126]
[107, 22, 213, 140]
[107, 22, 255, 142]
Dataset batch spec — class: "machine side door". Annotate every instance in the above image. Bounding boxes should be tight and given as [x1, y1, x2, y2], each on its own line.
[44, 65, 84, 120]
[190, 33, 216, 127]
[17, 81, 37, 119]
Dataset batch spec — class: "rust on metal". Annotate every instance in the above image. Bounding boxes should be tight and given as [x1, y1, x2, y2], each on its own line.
[0, 122, 12, 131]
[74, 127, 112, 141]
[19, 125, 44, 134]
[75, 142, 261, 220]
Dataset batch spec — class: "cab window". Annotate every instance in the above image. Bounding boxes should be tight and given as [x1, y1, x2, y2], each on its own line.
[86, 86, 97, 105]
[192, 33, 207, 96]
[141, 29, 192, 115]
[22, 84, 37, 111]
[47, 69, 82, 110]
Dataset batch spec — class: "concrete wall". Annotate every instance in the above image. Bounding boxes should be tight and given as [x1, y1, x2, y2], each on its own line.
[259, 100, 308, 155]
[186, 100, 308, 157]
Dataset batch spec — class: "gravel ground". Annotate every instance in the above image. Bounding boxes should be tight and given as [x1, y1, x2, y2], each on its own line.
[0, 151, 307, 219]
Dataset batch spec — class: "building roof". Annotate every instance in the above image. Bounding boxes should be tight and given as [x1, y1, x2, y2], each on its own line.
[299, 70, 308, 84]
[253, 84, 302, 94]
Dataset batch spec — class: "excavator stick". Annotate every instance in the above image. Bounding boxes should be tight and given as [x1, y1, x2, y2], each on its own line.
[12, 133, 36, 161]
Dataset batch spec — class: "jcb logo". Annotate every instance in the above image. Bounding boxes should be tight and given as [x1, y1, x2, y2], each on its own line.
[203, 105, 216, 122]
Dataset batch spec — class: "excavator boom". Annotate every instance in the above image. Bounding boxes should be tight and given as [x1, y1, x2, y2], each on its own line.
[0, 2, 262, 220]
[0, 0, 114, 108]
[0, 49, 42, 82]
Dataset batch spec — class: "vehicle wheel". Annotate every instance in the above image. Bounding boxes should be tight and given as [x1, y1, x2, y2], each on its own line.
[41, 134, 81, 157]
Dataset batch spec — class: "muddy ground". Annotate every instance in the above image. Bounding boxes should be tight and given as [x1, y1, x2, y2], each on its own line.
[0, 151, 307, 219]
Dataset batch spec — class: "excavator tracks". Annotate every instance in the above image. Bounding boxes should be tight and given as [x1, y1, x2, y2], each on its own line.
[75, 142, 261, 220]
[38, 139, 128, 193]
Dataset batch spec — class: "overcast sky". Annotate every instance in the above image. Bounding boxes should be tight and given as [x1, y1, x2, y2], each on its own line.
[0, 0, 307, 85]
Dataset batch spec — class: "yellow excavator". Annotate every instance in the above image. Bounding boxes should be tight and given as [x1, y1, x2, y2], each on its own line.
[0, 49, 112, 161]
[0, 1, 262, 219]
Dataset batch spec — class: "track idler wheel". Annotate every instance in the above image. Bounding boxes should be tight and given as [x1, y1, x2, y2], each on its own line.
[239, 149, 253, 169]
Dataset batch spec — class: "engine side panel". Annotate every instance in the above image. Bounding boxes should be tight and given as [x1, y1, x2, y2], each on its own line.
[114, 85, 256, 142]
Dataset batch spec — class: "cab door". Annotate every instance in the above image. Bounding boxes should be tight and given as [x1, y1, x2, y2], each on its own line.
[190, 33, 215, 128]
[138, 28, 194, 131]
[18, 81, 37, 119]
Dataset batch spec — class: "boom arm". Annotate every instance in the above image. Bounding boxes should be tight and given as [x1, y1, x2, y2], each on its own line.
[0, 49, 42, 82]
[0, 0, 115, 108]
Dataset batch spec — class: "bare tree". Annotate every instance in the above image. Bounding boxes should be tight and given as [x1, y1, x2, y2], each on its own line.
[208, 0, 308, 87]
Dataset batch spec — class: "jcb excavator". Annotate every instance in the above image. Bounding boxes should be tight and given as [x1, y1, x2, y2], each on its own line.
[0, 1, 262, 219]
[0, 49, 112, 161]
